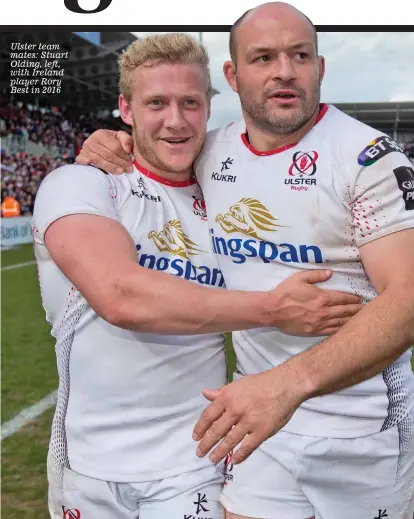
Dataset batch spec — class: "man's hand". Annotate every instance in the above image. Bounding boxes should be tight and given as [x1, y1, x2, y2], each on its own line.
[194, 230, 414, 467]
[193, 364, 304, 465]
[76, 130, 134, 174]
[265, 269, 362, 336]
[190, 270, 363, 462]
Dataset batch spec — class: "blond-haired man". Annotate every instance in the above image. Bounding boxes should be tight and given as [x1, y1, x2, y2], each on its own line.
[33, 32, 360, 519]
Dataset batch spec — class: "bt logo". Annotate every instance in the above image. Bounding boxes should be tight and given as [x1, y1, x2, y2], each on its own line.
[64, 0, 112, 13]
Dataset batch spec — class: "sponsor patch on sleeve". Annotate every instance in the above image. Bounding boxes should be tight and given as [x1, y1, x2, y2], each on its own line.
[393, 166, 414, 210]
[358, 136, 405, 166]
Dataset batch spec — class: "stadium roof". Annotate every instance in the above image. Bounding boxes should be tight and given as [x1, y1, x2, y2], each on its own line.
[332, 101, 414, 134]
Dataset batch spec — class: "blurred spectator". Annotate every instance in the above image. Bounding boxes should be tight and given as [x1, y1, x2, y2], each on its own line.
[1, 195, 20, 218]
[1, 96, 123, 159]
[1, 151, 69, 216]
[1, 95, 125, 217]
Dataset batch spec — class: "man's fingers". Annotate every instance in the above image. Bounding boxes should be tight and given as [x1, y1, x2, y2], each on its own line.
[295, 269, 333, 284]
[76, 152, 93, 165]
[326, 291, 361, 306]
[117, 131, 134, 155]
[319, 316, 352, 335]
[202, 388, 222, 402]
[231, 431, 265, 465]
[83, 130, 130, 163]
[325, 303, 363, 319]
[193, 400, 225, 442]
[317, 307, 365, 334]
[78, 145, 127, 174]
[196, 411, 239, 460]
[208, 422, 248, 464]
[85, 142, 132, 173]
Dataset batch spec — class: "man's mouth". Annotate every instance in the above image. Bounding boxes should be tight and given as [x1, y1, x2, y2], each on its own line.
[269, 90, 298, 100]
[160, 137, 191, 144]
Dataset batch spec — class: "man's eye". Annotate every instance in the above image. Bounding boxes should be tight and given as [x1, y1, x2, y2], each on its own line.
[295, 52, 308, 60]
[256, 55, 270, 63]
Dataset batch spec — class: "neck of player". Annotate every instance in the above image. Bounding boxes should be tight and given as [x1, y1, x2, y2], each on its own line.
[244, 108, 320, 152]
[133, 150, 193, 183]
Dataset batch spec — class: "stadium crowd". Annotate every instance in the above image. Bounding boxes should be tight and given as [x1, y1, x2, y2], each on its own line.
[1, 96, 123, 217]
[1, 96, 123, 158]
[1, 151, 69, 216]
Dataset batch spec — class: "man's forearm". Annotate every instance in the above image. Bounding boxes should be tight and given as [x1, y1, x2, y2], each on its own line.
[283, 285, 414, 403]
[109, 263, 274, 335]
[45, 214, 360, 338]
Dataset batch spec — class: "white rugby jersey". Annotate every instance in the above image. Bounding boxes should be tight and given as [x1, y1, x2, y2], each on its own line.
[196, 103, 414, 438]
[32, 161, 227, 482]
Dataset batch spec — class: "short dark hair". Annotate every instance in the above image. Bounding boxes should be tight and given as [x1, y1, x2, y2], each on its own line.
[229, 7, 318, 66]
[229, 9, 252, 64]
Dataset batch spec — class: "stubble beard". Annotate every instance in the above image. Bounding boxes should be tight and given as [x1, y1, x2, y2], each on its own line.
[239, 81, 321, 136]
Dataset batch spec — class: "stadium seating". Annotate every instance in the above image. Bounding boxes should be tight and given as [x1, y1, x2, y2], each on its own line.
[1, 96, 125, 216]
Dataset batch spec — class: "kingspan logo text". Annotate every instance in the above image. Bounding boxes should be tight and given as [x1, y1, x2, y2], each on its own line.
[136, 244, 225, 287]
[210, 229, 323, 265]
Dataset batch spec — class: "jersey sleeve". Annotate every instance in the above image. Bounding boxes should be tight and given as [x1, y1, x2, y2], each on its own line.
[32, 164, 120, 244]
[350, 138, 414, 247]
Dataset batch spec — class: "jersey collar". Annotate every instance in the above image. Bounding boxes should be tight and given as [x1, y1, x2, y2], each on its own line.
[133, 160, 196, 188]
[241, 103, 329, 157]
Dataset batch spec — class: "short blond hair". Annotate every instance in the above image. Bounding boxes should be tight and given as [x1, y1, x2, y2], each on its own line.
[119, 33, 213, 103]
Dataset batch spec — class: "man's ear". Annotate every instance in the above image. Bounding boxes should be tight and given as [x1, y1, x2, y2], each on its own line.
[119, 94, 133, 126]
[318, 55, 326, 86]
[223, 60, 238, 94]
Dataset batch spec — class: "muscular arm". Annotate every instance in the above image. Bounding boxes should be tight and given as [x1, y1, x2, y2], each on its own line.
[44, 214, 359, 336]
[45, 214, 269, 334]
[192, 145, 414, 465]
[192, 229, 414, 464]
[288, 228, 414, 399]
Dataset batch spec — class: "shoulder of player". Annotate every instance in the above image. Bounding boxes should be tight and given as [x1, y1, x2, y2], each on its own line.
[38, 163, 127, 192]
[328, 105, 390, 151]
[326, 105, 406, 170]
[197, 119, 244, 159]
[194, 120, 244, 176]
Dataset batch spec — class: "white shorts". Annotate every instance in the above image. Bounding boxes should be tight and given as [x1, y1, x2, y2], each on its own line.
[47, 452, 225, 519]
[220, 416, 414, 519]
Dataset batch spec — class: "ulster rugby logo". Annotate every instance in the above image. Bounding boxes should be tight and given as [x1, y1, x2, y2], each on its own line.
[289, 151, 318, 176]
[215, 198, 285, 240]
[192, 195, 207, 220]
[148, 220, 205, 260]
[285, 151, 318, 191]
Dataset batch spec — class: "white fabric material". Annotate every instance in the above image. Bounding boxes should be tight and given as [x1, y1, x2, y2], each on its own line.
[47, 452, 225, 519]
[220, 420, 414, 519]
[196, 104, 414, 438]
[33, 164, 227, 482]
